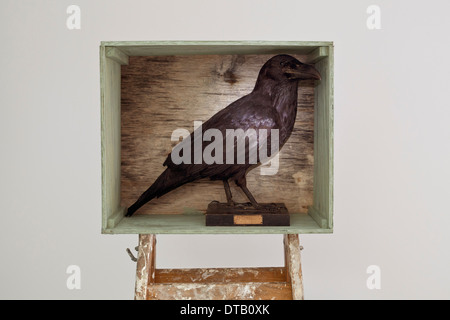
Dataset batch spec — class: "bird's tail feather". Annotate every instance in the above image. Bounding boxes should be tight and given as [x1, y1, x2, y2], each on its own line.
[126, 168, 190, 217]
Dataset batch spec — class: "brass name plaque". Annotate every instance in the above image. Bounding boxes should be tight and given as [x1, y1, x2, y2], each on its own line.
[233, 215, 263, 225]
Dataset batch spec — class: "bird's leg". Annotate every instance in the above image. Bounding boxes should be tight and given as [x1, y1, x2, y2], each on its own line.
[239, 185, 261, 209]
[223, 180, 236, 206]
[235, 175, 261, 209]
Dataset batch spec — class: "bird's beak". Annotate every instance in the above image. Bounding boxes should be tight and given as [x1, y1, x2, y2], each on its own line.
[286, 63, 321, 81]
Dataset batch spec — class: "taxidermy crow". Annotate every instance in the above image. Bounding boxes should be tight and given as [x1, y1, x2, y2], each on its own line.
[126, 54, 321, 217]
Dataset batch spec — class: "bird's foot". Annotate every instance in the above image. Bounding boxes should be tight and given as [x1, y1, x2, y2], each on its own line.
[248, 202, 279, 211]
[235, 202, 263, 210]
[250, 203, 263, 210]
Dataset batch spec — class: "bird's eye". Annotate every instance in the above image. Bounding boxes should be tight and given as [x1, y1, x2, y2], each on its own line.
[280, 61, 286, 67]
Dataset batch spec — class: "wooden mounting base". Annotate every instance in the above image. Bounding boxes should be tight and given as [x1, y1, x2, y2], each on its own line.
[205, 201, 290, 226]
[134, 234, 304, 300]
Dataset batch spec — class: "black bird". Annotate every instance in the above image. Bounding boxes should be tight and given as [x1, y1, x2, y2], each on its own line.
[126, 54, 321, 217]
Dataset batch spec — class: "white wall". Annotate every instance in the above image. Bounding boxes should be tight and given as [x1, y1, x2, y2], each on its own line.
[1, 0, 449, 299]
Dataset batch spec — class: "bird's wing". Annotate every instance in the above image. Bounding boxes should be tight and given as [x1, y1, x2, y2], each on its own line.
[162, 93, 280, 179]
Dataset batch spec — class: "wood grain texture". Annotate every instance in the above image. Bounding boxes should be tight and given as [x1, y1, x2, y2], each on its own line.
[134, 234, 303, 300]
[146, 282, 292, 300]
[120, 54, 315, 216]
[106, 47, 129, 65]
[284, 234, 304, 300]
[134, 234, 156, 300]
[310, 49, 334, 229]
[103, 40, 333, 57]
[155, 267, 286, 283]
[100, 47, 123, 229]
[103, 213, 330, 234]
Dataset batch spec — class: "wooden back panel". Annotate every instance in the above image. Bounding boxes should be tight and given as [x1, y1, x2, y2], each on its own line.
[121, 54, 314, 215]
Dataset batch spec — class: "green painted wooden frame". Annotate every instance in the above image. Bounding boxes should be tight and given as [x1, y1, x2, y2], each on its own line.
[100, 41, 334, 234]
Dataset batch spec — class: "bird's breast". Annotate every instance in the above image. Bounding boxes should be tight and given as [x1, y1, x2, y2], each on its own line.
[273, 88, 298, 144]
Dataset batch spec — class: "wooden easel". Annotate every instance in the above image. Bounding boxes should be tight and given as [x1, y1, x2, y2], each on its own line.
[133, 234, 304, 300]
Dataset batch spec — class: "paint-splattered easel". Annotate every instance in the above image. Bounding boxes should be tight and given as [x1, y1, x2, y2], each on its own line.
[132, 234, 304, 300]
